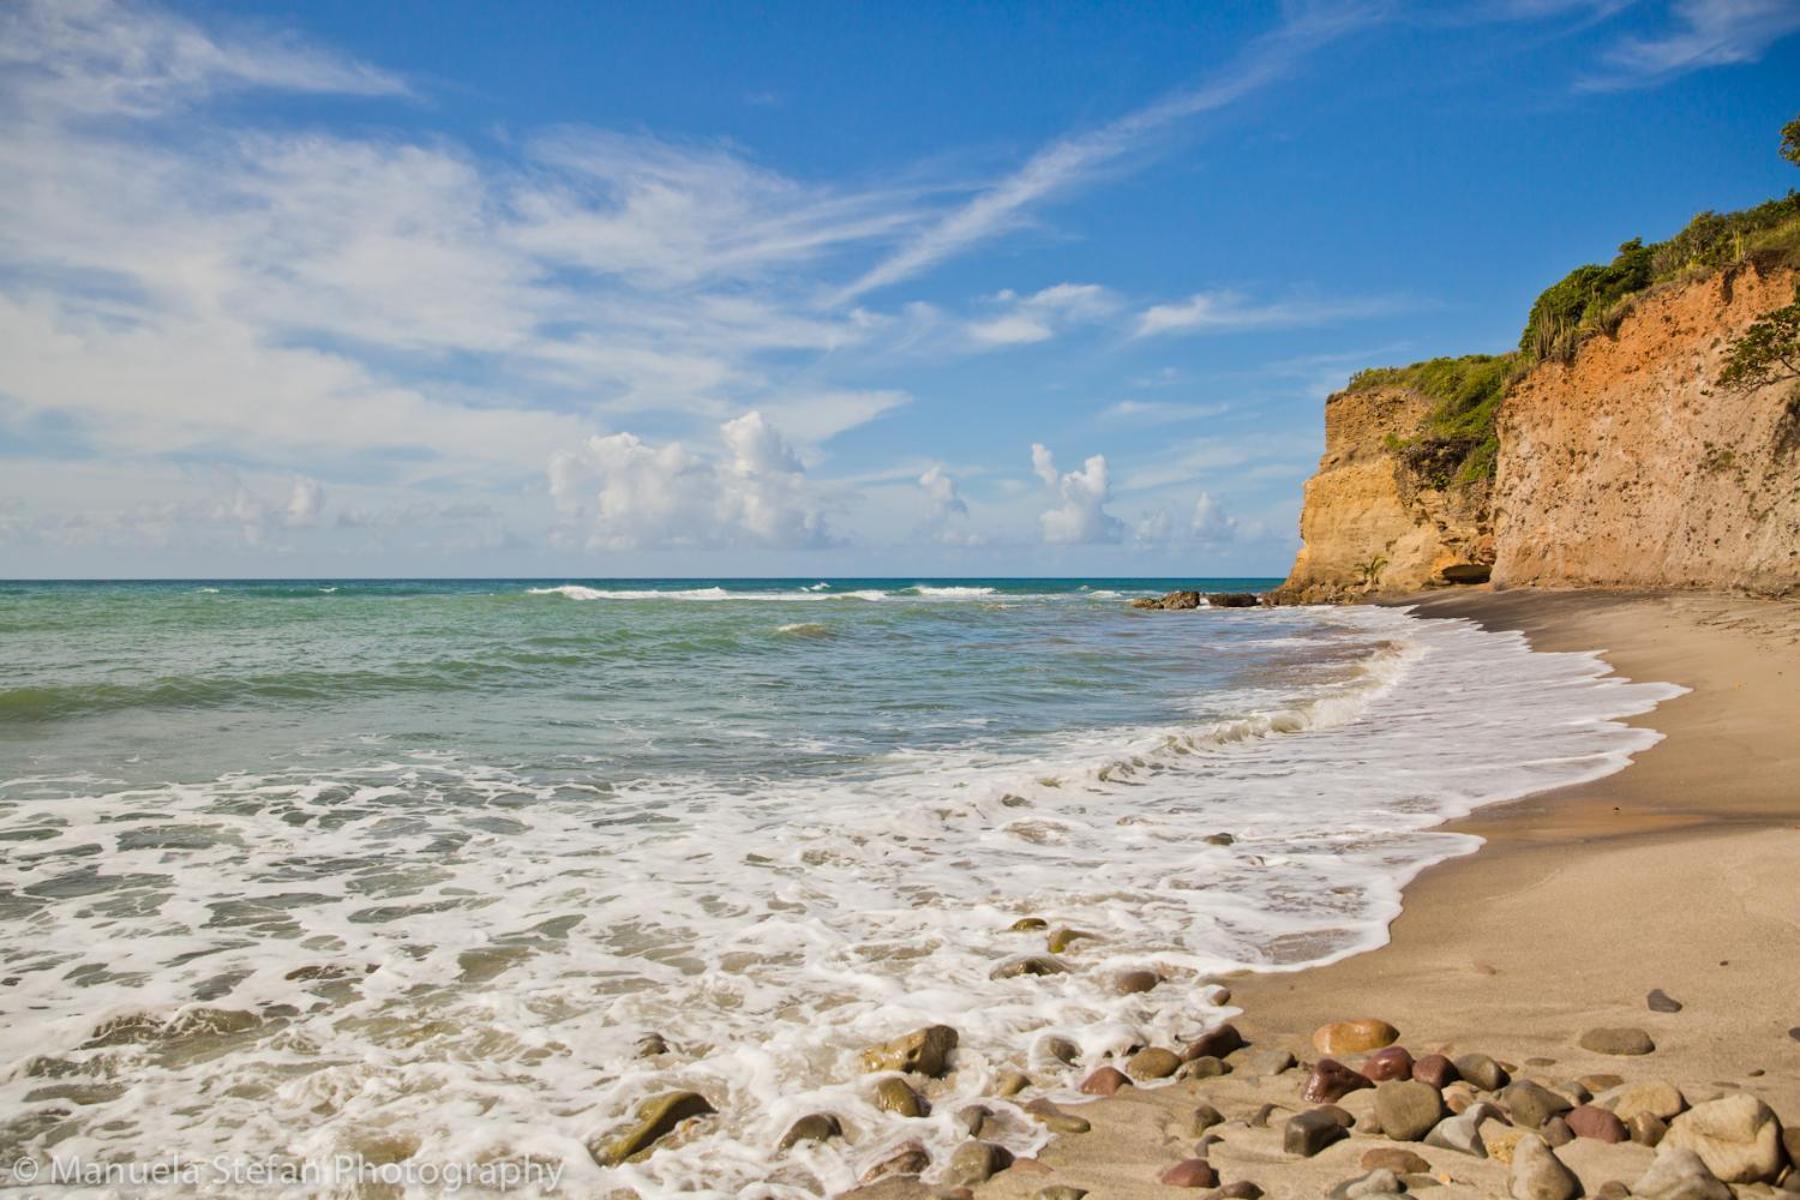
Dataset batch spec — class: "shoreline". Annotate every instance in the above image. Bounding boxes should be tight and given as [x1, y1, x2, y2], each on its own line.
[947, 587, 1799, 1200]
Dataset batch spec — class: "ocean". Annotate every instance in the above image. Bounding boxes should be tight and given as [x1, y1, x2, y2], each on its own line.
[0, 579, 1681, 1196]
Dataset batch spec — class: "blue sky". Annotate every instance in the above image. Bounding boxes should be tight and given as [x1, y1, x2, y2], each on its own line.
[1, 0, 1796, 578]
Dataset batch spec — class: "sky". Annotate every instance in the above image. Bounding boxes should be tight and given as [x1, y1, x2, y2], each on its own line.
[1, 0, 1797, 579]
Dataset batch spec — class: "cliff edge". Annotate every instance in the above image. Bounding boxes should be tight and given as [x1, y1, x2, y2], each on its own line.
[1275, 195, 1800, 602]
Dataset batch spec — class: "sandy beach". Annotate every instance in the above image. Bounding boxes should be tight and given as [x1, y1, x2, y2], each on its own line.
[939, 589, 1800, 1200]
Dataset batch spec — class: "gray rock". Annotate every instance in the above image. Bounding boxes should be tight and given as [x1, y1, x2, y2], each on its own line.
[1541, 1115, 1574, 1147]
[1503, 1081, 1574, 1130]
[1376, 1079, 1446, 1141]
[1424, 1103, 1503, 1158]
[1509, 1133, 1580, 1200]
[1647, 989, 1684, 1013]
[1191, 1104, 1225, 1135]
[1242, 1048, 1298, 1076]
[1632, 1145, 1733, 1200]
[1329, 1168, 1403, 1199]
[1455, 1053, 1509, 1092]
[1285, 1108, 1350, 1157]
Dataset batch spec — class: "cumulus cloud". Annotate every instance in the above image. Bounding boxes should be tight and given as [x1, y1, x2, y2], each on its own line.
[1581, 0, 1800, 89]
[916, 465, 982, 545]
[966, 282, 1118, 348]
[1131, 491, 1239, 547]
[549, 411, 833, 551]
[1135, 290, 1401, 338]
[0, 469, 329, 550]
[1031, 443, 1124, 545]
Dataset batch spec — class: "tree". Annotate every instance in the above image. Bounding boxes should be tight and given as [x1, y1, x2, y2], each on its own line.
[1783, 115, 1800, 169]
[1719, 286, 1800, 392]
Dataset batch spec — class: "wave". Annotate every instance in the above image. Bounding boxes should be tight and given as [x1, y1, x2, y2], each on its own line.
[905, 584, 995, 597]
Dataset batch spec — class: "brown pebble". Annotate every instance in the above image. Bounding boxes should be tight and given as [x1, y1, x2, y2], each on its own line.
[1247, 1102, 1277, 1128]
[1302, 1057, 1374, 1103]
[1627, 1112, 1667, 1147]
[1542, 1115, 1574, 1147]
[1182, 1023, 1246, 1061]
[1218, 1184, 1263, 1200]
[1362, 1045, 1414, 1082]
[1157, 1158, 1219, 1188]
[1113, 969, 1160, 995]
[1023, 1098, 1090, 1135]
[1566, 1105, 1628, 1143]
[1412, 1053, 1458, 1089]
[1313, 1018, 1400, 1056]
[1126, 1047, 1182, 1081]
[1179, 1055, 1231, 1080]
[1361, 1147, 1432, 1175]
[1078, 1066, 1130, 1097]
[1191, 1104, 1225, 1135]
[1596, 1183, 1630, 1200]
[859, 1140, 930, 1183]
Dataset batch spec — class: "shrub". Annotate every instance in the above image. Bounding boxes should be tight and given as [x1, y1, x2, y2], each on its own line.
[1719, 285, 1800, 393]
[1347, 353, 1523, 486]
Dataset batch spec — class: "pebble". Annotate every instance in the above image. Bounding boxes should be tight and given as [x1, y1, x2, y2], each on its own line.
[861, 1025, 959, 1077]
[1022, 1098, 1090, 1135]
[1204, 832, 1236, 846]
[778, 1112, 843, 1150]
[1313, 1018, 1401, 1056]
[1285, 1108, 1350, 1157]
[1501, 1081, 1573, 1129]
[1303, 1058, 1375, 1103]
[1218, 1184, 1263, 1200]
[1566, 1104, 1628, 1143]
[634, 1032, 670, 1057]
[1126, 1047, 1182, 1080]
[1009, 917, 1049, 931]
[1113, 969, 1160, 995]
[1647, 988, 1684, 1013]
[992, 956, 1070, 979]
[1540, 1116, 1574, 1147]
[873, 1078, 929, 1118]
[1241, 1048, 1296, 1076]
[1329, 1168, 1402, 1199]
[1441, 1081, 1480, 1113]
[944, 1140, 1012, 1187]
[1510, 1133, 1581, 1200]
[954, 1105, 990, 1137]
[1376, 1079, 1445, 1142]
[1453, 1053, 1508, 1091]
[1078, 1066, 1130, 1097]
[1361, 1148, 1432, 1174]
[859, 1140, 930, 1184]
[1158, 1158, 1219, 1188]
[1665, 1093, 1785, 1184]
[1424, 1105, 1497, 1158]
[1578, 1026, 1656, 1056]
[1578, 1073, 1625, 1093]
[1037, 1035, 1080, 1066]
[1191, 1104, 1225, 1135]
[994, 1068, 1031, 1097]
[1629, 1112, 1669, 1147]
[1179, 1055, 1231, 1080]
[1045, 928, 1094, 954]
[1182, 1024, 1246, 1060]
[594, 1090, 716, 1166]
[1632, 1145, 1732, 1200]
[1597, 1079, 1687, 1122]
[1034, 1189, 1087, 1200]
[1596, 1182, 1631, 1200]
[1247, 1102, 1277, 1128]
[1362, 1046, 1414, 1082]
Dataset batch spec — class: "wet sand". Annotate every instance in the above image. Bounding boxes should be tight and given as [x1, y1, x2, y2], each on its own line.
[947, 589, 1800, 1200]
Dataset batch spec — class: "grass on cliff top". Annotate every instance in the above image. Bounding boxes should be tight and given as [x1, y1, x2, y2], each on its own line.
[1348, 353, 1523, 488]
[1521, 191, 1800, 362]
[1347, 190, 1800, 486]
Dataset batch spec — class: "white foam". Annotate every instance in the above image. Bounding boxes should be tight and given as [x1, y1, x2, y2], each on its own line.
[0, 607, 1683, 1198]
[907, 585, 996, 597]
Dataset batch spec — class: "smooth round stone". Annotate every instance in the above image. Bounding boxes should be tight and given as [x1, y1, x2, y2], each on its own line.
[1078, 1066, 1131, 1096]
[1376, 1080, 1446, 1142]
[1023, 1098, 1091, 1135]
[1191, 1104, 1225, 1135]
[860, 1024, 959, 1077]
[1035, 1189, 1087, 1200]
[1178, 1055, 1231, 1081]
[1363, 1046, 1415, 1082]
[1313, 1018, 1401, 1056]
[1113, 969, 1160, 995]
[1567, 1105, 1628, 1143]
[1303, 1058, 1375, 1104]
[1126, 1047, 1182, 1081]
[872, 1077, 928, 1118]
[1453, 1053, 1508, 1092]
[1578, 1027, 1656, 1056]
[1362, 1147, 1432, 1175]
[1413, 1054, 1459, 1089]
[1647, 988, 1684, 1013]
[1182, 1023, 1245, 1061]
[778, 1112, 843, 1149]
[944, 1140, 1013, 1187]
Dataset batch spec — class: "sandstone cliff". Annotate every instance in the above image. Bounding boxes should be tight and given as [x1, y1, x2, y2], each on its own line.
[1273, 383, 1492, 604]
[1493, 265, 1799, 593]
[1276, 261, 1800, 601]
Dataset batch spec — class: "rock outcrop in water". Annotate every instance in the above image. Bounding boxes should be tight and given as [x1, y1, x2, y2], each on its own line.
[1275, 230, 1800, 601]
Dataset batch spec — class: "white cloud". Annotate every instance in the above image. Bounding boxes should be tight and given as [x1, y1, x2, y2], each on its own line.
[966, 282, 1117, 348]
[1189, 491, 1239, 543]
[1135, 290, 1401, 338]
[549, 412, 834, 551]
[1031, 443, 1124, 545]
[1097, 399, 1230, 425]
[1581, 0, 1800, 89]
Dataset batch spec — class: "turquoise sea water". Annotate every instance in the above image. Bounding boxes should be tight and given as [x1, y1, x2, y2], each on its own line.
[0, 578, 1678, 1197]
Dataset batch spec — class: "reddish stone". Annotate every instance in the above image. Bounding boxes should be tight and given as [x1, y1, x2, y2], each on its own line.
[1566, 1105, 1629, 1144]
[1182, 1023, 1246, 1061]
[1412, 1053, 1459, 1089]
[1362, 1046, 1415, 1082]
[1301, 1057, 1374, 1104]
[1078, 1066, 1132, 1096]
[1158, 1159, 1220, 1188]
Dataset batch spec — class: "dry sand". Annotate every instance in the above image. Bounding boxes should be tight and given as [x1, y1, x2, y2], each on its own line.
[948, 589, 1800, 1200]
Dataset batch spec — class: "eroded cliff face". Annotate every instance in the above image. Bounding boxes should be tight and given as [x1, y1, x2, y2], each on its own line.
[1493, 266, 1800, 594]
[1272, 385, 1491, 604]
[1278, 264, 1800, 601]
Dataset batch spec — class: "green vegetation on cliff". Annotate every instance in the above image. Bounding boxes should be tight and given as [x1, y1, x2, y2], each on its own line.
[1347, 171, 1800, 486]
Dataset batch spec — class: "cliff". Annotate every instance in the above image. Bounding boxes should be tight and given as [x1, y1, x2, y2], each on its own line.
[1275, 198, 1800, 602]
[1493, 265, 1800, 593]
